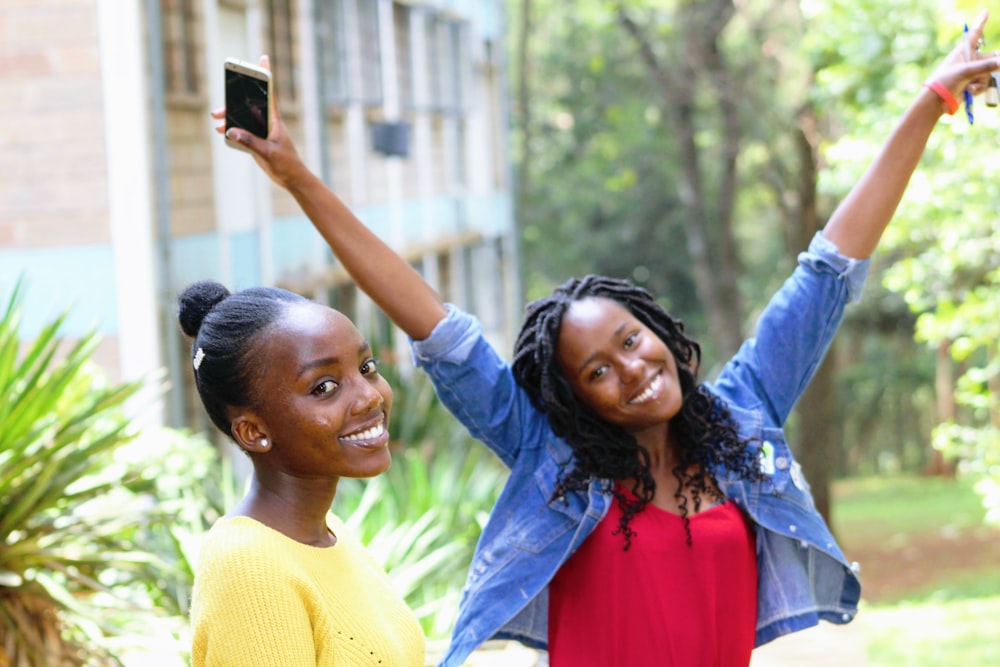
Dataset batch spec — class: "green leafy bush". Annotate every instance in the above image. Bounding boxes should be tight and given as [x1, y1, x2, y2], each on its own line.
[0, 281, 221, 666]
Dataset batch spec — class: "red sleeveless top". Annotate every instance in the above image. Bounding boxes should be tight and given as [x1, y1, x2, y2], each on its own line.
[548, 487, 758, 666]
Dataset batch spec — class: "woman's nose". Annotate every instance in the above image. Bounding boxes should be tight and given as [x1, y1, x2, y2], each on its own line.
[352, 380, 385, 414]
[619, 355, 644, 382]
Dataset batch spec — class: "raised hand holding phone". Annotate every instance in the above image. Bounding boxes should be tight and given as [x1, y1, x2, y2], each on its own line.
[223, 57, 271, 152]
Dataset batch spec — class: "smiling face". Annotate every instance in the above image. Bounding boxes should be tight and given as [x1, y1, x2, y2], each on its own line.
[236, 301, 394, 480]
[556, 297, 683, 443]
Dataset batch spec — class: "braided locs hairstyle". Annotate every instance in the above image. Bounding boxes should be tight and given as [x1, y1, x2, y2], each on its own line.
[511, 275, 762, 548]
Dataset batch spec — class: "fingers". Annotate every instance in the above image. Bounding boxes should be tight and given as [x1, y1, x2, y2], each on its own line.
[211, 107, 226, 134]
[973, 9, 989, 36]
[959, 50, 1000, 88]
[225, 128, 261, 154]
[211, 55, 278, 144]
[964, 10, 990, 50]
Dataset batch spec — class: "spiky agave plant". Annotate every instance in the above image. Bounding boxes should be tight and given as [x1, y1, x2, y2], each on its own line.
[0, 280, 157, 666]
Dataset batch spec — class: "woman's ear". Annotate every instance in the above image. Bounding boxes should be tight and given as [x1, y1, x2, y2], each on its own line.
[231, 414, 271, 454]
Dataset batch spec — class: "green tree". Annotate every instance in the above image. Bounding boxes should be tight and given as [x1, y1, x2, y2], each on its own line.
[804, 0, 1000, 515]
[509, 0, 856, 516]
[509, 0, 1000, 522]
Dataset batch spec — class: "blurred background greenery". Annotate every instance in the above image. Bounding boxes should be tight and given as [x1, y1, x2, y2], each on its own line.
[3, 0, 1000, 664]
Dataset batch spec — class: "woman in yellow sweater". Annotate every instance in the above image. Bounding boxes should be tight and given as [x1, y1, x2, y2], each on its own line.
[178, 279, 425, 666]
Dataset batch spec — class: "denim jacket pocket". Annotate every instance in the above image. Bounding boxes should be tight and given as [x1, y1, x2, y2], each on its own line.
[491, 447, 581, 554]
[757, 429, 793, 495]
[756, 429, 818, 513]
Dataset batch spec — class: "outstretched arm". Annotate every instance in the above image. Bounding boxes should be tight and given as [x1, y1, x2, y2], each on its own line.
[213, 57, 447, 341]
[822, 11, 1000, 259]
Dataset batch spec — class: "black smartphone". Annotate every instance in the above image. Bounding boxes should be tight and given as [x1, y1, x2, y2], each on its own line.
[224, 58, 271, 151]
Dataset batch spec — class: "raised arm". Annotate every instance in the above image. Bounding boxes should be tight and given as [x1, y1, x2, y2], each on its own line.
[213, 57, 447, 341]
[822, 11, 1000, 259]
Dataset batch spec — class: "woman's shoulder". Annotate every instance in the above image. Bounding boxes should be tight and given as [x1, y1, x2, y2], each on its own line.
[196, 516, 291, 572]
[193, 515, 364, 596]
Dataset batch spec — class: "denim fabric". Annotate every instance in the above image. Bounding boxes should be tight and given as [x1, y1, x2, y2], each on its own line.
[412, 232, 867, 667]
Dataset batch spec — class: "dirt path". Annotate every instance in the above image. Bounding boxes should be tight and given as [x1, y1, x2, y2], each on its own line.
[845, 523, 1000, 603]
[750, 622, 868, 666]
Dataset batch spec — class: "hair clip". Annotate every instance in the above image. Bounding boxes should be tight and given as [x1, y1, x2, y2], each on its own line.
[193, 347, 206, 371]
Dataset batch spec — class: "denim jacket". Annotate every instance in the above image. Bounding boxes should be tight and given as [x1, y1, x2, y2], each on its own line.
[411, 233, 866, 667]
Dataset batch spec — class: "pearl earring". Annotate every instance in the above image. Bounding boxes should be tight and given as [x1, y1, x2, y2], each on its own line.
[260, 438, 269, 449]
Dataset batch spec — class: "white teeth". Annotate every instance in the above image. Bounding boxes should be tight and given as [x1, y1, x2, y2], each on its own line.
[341, 420, 385, 442]
[629, 375, 662, 404]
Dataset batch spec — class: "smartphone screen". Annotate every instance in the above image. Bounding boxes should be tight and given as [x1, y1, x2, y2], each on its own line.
[225, 65, 269, 139]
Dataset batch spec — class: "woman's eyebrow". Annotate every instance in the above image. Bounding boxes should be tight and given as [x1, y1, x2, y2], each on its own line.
[576, 322, 628, 373]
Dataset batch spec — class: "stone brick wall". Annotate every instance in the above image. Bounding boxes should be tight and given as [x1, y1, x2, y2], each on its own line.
[166, 106, 217, 236]
[0, 0, 110, 248]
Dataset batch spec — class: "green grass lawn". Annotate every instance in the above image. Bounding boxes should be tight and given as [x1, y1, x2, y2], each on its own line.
[833, 475, 989, 538]
[832, 474, 1000, 667]
[861, 596, 1000, 667]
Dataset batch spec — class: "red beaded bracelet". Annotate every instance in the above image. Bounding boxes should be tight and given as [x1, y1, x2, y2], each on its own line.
[923, 80, 959, 115]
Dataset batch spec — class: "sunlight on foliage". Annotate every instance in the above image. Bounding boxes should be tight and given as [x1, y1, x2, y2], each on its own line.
[0, 281, 212, 665]
[812, 0, 1000, 523]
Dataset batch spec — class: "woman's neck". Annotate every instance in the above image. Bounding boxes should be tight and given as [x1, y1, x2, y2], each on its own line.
[232, 474, 339, 547]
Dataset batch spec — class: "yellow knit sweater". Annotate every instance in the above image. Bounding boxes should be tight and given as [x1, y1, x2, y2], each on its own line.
[190, 513, 425, 666]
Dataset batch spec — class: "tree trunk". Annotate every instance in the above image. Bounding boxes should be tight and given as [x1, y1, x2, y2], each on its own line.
[616, 2, 745, 358]
[769, 102, 841, 524]
[795, 346, 838, 524]
[925, 338, 957, 477]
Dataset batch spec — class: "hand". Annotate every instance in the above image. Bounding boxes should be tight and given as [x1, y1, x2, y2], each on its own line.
[210, 55, 307, 189]
[926, 11, 1000, 101]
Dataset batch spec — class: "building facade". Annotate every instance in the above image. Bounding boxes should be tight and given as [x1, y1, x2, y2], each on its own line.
[1, 0, 518, 431]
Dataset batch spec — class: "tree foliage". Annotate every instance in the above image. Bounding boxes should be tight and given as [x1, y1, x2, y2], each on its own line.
[509, 0, 1000, 518]
[806, 0, 1000, 515]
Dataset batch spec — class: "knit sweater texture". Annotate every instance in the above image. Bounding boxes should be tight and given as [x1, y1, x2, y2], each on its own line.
[191, 513, 425, 666]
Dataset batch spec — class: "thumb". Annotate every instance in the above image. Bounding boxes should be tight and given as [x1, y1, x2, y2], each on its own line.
[226, 128, 262, 154]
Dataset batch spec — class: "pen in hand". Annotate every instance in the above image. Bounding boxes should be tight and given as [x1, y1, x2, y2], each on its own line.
[964, 23, 975, 124]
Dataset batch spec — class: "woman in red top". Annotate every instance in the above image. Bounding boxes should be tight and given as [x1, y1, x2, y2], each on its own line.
[522, 280, 762, 666]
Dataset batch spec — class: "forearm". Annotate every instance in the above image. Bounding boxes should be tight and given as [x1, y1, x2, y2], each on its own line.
[821, 88, 941, 259]
[823, 13, 998, 259]
[283, 166, 448, 340]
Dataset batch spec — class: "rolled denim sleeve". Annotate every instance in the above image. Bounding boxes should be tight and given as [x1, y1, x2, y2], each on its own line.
[410, 305, 545, 467]
[800, 232, 869, 304]
[711, 232, 871, 425]
[410, 304, 481, 365]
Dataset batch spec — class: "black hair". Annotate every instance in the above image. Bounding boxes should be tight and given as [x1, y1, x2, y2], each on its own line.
[511, 275, 762, 548]
[176, 280, 308, 438]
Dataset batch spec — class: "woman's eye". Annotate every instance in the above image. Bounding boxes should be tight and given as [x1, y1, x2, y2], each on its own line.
[313, 380, 337, 396]
[589, 366, 607, 381]
[361, 358, 380, 376]
[624, 333, 637, 349]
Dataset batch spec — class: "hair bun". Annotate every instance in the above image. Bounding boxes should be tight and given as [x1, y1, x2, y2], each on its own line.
[177, 281, 232, 338]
